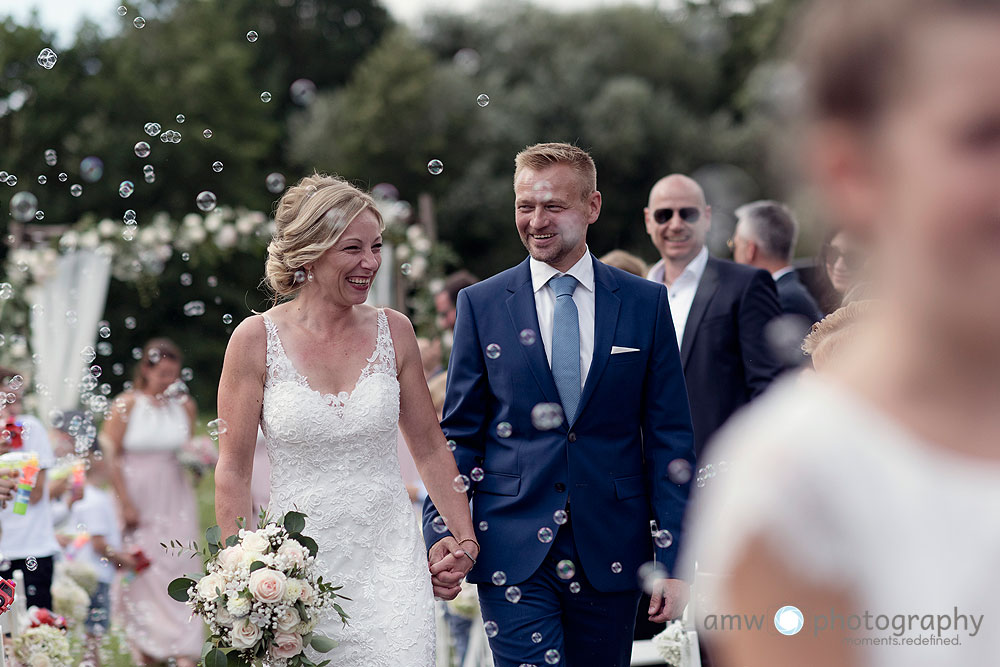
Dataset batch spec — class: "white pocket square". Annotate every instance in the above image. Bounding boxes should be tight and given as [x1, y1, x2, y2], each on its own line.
[610, 346, 640, 354]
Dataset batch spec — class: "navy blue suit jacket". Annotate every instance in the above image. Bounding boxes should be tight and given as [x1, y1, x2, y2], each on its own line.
[423, 256, 696, 592]
[678, 257, 783, 456]
[775, 270, 823, 325]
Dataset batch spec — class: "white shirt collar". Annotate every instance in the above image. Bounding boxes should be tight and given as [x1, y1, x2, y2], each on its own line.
[771, 266, 795, 282]
[646, 245, 710, 286]
[530, 248, 595, 294]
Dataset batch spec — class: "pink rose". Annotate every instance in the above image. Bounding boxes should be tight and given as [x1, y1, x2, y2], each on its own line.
[270, 631, 304, 659]
[217, 545, 245, 572]
[230, 617, 262, 650]
[249, 568, 287, 604]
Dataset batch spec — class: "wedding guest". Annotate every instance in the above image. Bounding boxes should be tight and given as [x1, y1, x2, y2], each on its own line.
[801, 301, 877, 372]
[0, 367, 60, 610]
[731, 200, 823, 325]
[434, 270, 478, 334]
[417, 336, 444, 380]
[103, 339, 202, 667]
[686, 1, 1000, 666]
[820, 229, 866, 311]
[599, 249, 648, 277]
[643, 175, 783, 458]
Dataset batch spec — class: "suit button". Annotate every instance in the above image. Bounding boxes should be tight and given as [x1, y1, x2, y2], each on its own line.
[554, 483, 566, 493]
[568, 433, 577, 443]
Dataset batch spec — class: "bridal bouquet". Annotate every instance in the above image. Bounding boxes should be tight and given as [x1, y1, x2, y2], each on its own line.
[167, 510, 349, 667]
[652, 619, 694, 667]
[12, 623, 72, 667]
[177, 434, 219, 477]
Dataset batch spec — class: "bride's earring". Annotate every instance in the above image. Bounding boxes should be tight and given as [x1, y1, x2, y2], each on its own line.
[307, 268, 315, 282]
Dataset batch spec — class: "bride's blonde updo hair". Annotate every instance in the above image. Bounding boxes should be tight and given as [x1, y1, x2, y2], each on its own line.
[264, 173, 384, 299]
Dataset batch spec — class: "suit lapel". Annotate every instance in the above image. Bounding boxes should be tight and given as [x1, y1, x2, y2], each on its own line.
[680, 256, 720, 369]
[505, 260, 562, 406]
[573, 258, 620, 426]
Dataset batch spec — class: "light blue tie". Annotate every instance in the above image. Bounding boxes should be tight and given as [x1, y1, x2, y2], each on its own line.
[549, 274, 581, 423]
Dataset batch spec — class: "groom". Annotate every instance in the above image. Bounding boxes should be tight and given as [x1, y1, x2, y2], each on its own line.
[423, 143, 695, 666]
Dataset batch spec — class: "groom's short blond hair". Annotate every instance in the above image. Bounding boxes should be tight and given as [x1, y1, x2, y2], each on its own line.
[514, 143, 597, 201]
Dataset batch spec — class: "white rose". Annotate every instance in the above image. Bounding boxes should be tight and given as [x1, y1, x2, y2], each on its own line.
[249, 568, 287, 604]
[216, 604, 235, 627]
[230, 617, 263, 650]
[217, 545, 245, 572]
[283, 579, 304, 604]
[277, 540, 305, 568]
[28, 654, 52, 667]
[226, 595, 251, 618]
[298, 581, 315, 604]
[196, 572, 225, 601]
[275, 606, 301, 632]
[241, 530, 269, 555]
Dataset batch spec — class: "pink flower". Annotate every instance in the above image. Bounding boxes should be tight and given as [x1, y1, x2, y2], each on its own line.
[270, 631, 304, 659]
[249, 568, 287, 604]
[230, 617, 262, 650]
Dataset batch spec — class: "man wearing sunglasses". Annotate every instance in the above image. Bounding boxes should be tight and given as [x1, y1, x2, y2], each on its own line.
[643, 174, 783, 459]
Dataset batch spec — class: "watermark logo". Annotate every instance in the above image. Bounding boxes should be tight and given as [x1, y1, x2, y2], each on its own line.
[774, 605, 804, 636]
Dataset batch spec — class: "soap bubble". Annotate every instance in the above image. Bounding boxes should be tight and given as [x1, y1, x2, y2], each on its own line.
[470, 467, 484, 482]
[289, 78, 317, 106]
[556, 559, 575, 580]
[553, 509, 567, 525]
[175, 114, 185, 123]
[183, 300, 205, 316]
[203, 129, 213, 139]
[611, 562, 623, 574]
[260, 91, 272, 103]
[117, 5, 127, 15]
[0, 284, 11, 300]
[124, 316, 137, 329]
[80, 156, 104, 182]
[181, 367, 194, 382]
[427, 159, 444, 175]
[34, 211, 44, 220]
[569, 582, 581, 593]
[196, 191, 217, 212]
[496, 422, 512, 438]
[400, 263, 412, 276]
[118, 180, 135, 198]
[544, 649, 560, 664]
[485, 343, 501, 359]
[246, 30, 258, 42]
[537, 527, 554, 543]
[667, 458, 693, 485]
[133, 16, 145, 28]
[81, 346, 97, 363]
[144, 122, 161, 136]
[37, 175, 47, 185]
[484, 621, 499, 638]
[36, 48, 58, 70]
[133, 141, 150, 158]
[519, 329, 537, 346]
[638, 561, 669, 594]
[98, 325, 111, 339]
[478, 521, 488, 531]
[26, 557, 38, 571]
[504, 586, 522, 603]
[531, 632, 543, 644]
[452, 475, 471, 493]
[180, 273, 192, 286]
[446, 439, 456, 452]
[293, 270, 306, 284]
[7, 375, 23, 390]
[431, 516, 448, 534]
[266, 173, 285, 193]
[653, 529, 674, 549]
[44, 149, 57, 166]
[58, 172, 68, 182]
[9, 192, 39, 223]
[222, 314, 233, 325]
[206, 418, 228, 439]
[531, 403, 564, 431]
[5, 175, 16, 186]
[491, 571, 506, 586]
[477, 93, 490, 107]
[70, 184, 83, 197]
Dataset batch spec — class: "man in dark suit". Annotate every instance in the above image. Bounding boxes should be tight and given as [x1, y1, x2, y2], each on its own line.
[731, 200, 824, 324]
[644, 175, 783, 458]
[424, 144, 696, 667]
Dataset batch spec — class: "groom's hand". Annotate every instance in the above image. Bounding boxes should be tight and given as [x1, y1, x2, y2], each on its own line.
[428, 537, 476, 600]
[648, 578, 690, 623]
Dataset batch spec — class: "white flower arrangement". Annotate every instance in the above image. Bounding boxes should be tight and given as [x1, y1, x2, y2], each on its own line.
[50, 575, 92, 628]
[652, 619, 693, 667]
[56, 558, 100, 597]
[12, 624, 72, 667]
[167, 510, 348, 667]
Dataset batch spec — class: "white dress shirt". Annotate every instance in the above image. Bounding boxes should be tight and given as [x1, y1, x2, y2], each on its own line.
[771, 266, 795, 282]
[646, 245, 710, 349]
[530, 249, 596, 390]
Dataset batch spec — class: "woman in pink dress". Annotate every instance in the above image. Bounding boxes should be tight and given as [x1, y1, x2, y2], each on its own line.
[104, 338, 203, 666]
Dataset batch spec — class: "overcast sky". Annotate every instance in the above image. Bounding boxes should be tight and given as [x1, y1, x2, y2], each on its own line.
[0, 0, 667, 48]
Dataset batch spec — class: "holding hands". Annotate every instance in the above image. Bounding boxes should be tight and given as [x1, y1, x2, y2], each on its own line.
[428, 536, 479, 600]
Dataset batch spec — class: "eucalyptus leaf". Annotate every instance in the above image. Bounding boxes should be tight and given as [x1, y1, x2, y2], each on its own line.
[167, 577, 195, 602]
[284, 511, 306, 534]
[310, 634, 338, 653]
[206, 524, 222, 546]
[203, 648, 228, 667]
[249, 560, 266, 572]
[291, 534, 318, 557]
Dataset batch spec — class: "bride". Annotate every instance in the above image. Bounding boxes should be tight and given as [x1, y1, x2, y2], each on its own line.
[214, 174, 477, 666]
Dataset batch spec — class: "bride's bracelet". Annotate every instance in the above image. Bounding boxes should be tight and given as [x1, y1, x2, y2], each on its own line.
[459, 538, 480, 565]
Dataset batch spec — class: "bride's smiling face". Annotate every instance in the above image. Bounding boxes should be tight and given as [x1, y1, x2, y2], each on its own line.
[311, 209, 382, 306]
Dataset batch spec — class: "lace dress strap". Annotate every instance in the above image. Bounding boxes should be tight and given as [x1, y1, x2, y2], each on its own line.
[360, 309, 397, 382]
[261, 314, 303, 389]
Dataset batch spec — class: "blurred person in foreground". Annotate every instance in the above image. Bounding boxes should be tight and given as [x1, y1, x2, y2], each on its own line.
[643, 175, 783, 459]
[801, 301, 878, 373]
[820, 229, 867, 311]
[0, 367, 59, 609]
[684, 1, 1000, 666]
[103, 339, 202, 666]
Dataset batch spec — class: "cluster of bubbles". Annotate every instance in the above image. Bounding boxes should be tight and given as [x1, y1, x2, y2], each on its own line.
[118, 180, 135, 198]
[144, 122, 161, 136]
[206, 418, 228, 441]
[36, 47, 57, 70]
[183, 300, 206, 316]
[695, 461, 729, 488]
[159, 129, 182, 143]
[143, 164, 155, 183]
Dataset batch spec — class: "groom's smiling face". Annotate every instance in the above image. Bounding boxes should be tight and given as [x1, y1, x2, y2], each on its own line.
[515, 164, 601, 272]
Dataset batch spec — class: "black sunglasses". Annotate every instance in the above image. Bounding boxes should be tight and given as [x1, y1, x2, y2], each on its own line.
[652, 207, 701, 224]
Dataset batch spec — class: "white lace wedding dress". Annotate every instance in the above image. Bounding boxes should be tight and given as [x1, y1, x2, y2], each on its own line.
[259, 309, 435, 666]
